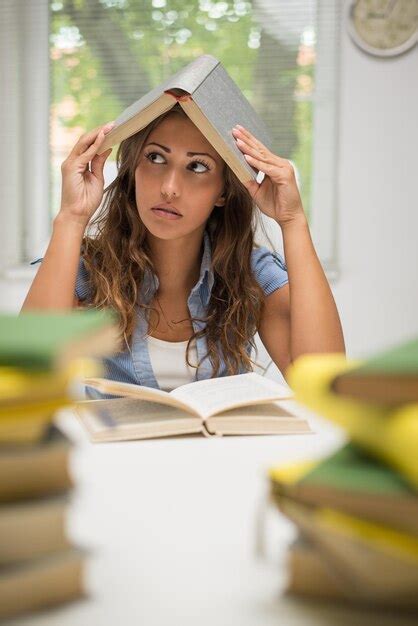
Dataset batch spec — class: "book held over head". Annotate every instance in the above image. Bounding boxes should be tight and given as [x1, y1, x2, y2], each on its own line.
[98, 54, 272, 185]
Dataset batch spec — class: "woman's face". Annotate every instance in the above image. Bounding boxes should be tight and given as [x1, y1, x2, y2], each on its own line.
[135, 113, 226, 240]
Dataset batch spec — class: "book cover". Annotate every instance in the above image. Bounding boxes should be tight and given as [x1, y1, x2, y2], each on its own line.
[270, 443, 418, 534]
[0, 496, 70, 566]
[287, 353, 418, 488]
[345, 336, 418, 375]
[332, 336, 418, 404]
[99, 54, 272, 184]
[0, 549, 84, 620]
[279, 498, 418, 601]
[287, 538, 418, 610]
[0, 310, 119, 370]
[0, 425, 73, 502]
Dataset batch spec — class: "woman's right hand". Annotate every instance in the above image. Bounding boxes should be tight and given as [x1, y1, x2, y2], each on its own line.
[58, 122, 115, 226]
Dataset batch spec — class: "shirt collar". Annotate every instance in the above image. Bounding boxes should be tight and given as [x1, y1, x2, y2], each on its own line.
[140, 228, 214, 306]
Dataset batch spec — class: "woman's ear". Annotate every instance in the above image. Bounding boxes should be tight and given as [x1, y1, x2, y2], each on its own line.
[214, 191, 226, 208]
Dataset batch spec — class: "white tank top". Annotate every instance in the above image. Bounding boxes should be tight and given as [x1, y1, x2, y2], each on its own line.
[147, 335, 199, 391]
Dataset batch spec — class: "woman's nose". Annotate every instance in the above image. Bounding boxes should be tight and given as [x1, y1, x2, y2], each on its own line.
[160, 169, 181, 199]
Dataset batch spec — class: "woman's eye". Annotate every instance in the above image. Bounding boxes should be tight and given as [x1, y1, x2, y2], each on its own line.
[145, 152, 165, 164]
[189, 160, 210, 173]
[144, 152, 210, 173]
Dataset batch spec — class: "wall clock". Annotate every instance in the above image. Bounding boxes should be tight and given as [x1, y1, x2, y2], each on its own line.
[346, 0, 418, 57]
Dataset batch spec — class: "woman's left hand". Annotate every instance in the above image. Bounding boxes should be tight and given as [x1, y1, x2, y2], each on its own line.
[232, 124, 306, 227]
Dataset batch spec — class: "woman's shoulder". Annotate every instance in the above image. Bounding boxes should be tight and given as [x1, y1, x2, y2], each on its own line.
[251, 245, 288, 296]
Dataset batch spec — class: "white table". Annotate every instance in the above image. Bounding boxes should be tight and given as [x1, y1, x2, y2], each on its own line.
[13, 403, 417, 626]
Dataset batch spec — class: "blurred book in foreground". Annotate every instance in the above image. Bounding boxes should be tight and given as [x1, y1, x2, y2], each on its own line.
[268, 342, 418, 612]
[0, 424, 81, 621]
[0, 310, 119, 619]
[270, 443, 418, 535]
[0, 310, 119, 371]
[287, 353, 418, 487]
[287, 537, 418, 611]
[270, 449, 418, 612]
[0, 549, 84, 620]
[332, 336, 418, 405]
[0, 425, 73, 502]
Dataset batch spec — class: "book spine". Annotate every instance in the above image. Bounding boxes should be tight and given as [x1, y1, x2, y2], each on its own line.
[164, 90, 192, 102]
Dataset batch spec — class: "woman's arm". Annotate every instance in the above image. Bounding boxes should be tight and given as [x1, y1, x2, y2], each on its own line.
[257, 217, 344, 378]
[21, 215, 85, 310]
[232, 124, 345, 374]
[21, 122, 114, 312]
[281, 214, 345, 358]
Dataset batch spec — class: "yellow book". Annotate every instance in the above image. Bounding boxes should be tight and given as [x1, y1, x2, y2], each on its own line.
[0, 358, 100, 408]
[319, 508, 418, 563]
[0, 368, 68, 405]
[0, 397, 72, 421]
[287, 355, 418, 488]
[0, 398, 71, 445]
[0, 415, 50, 445]
[0, 360, 101, 443]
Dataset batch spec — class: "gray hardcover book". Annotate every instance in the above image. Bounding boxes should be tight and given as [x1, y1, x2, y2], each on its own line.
[100, 54, 272, 183]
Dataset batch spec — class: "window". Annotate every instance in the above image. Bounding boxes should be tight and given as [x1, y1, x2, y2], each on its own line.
[0, 0, 340, 274]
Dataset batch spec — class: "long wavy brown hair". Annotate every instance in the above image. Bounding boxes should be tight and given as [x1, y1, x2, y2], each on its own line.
[82, 105, 271, 377]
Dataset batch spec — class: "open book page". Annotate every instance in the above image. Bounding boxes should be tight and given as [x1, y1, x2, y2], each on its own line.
[171, 372, 293, 420]
[83, 378, 200, 416]
[205, 401, 311, 436]
[76, 398, 203, 442]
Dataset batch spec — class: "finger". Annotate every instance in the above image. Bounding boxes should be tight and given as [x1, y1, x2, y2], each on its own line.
[235, 137, 273, 164]
[236, 139, 289, 174]
[233, 125, 266, 153]
[70, 121, 115, 158]
[78, 128, 110, 165]
[235, 127, 292, 171]
[232, 127, 261, 153]
[90, 148, 112, 181]
[243, 153, 277, 176]
[235, 134, 291, 170]
[233, 127, 281, 165]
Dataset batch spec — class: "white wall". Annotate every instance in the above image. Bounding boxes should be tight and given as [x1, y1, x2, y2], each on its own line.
[1, 21, 417, 360]
[333, 29, 418, 357]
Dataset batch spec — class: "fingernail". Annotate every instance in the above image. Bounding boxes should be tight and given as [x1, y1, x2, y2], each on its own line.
[103, 121, 115, 133]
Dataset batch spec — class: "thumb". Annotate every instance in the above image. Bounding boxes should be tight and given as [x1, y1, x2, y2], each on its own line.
[91, 148, 112, 182]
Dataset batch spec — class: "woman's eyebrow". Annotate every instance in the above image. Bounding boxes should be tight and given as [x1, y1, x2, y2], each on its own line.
[145, 142, 217, 161]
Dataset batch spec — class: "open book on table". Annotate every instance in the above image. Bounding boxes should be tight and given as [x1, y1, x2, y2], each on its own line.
[75, 372, 311, 442]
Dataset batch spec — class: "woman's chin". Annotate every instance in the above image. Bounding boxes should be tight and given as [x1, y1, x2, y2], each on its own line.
[141, 217, 188, 240]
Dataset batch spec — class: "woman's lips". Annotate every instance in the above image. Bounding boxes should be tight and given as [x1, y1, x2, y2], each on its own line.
[151, 208, 183, 220]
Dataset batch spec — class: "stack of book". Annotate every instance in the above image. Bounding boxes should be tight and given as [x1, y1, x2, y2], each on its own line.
[0, 311, 118, 620]
[269, 337, 418, 612]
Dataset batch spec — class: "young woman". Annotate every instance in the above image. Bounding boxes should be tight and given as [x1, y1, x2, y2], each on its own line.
[22, 105, 345, 396]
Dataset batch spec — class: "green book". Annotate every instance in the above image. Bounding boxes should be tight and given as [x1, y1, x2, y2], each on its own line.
[0, 310, 119, 370]
[269, 443, 418, 534]
[98, 54, 271, 185]
[332, 336, 418, 404]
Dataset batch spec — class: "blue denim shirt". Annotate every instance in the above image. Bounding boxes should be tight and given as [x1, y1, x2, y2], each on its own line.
[33, 230, 288, 397]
